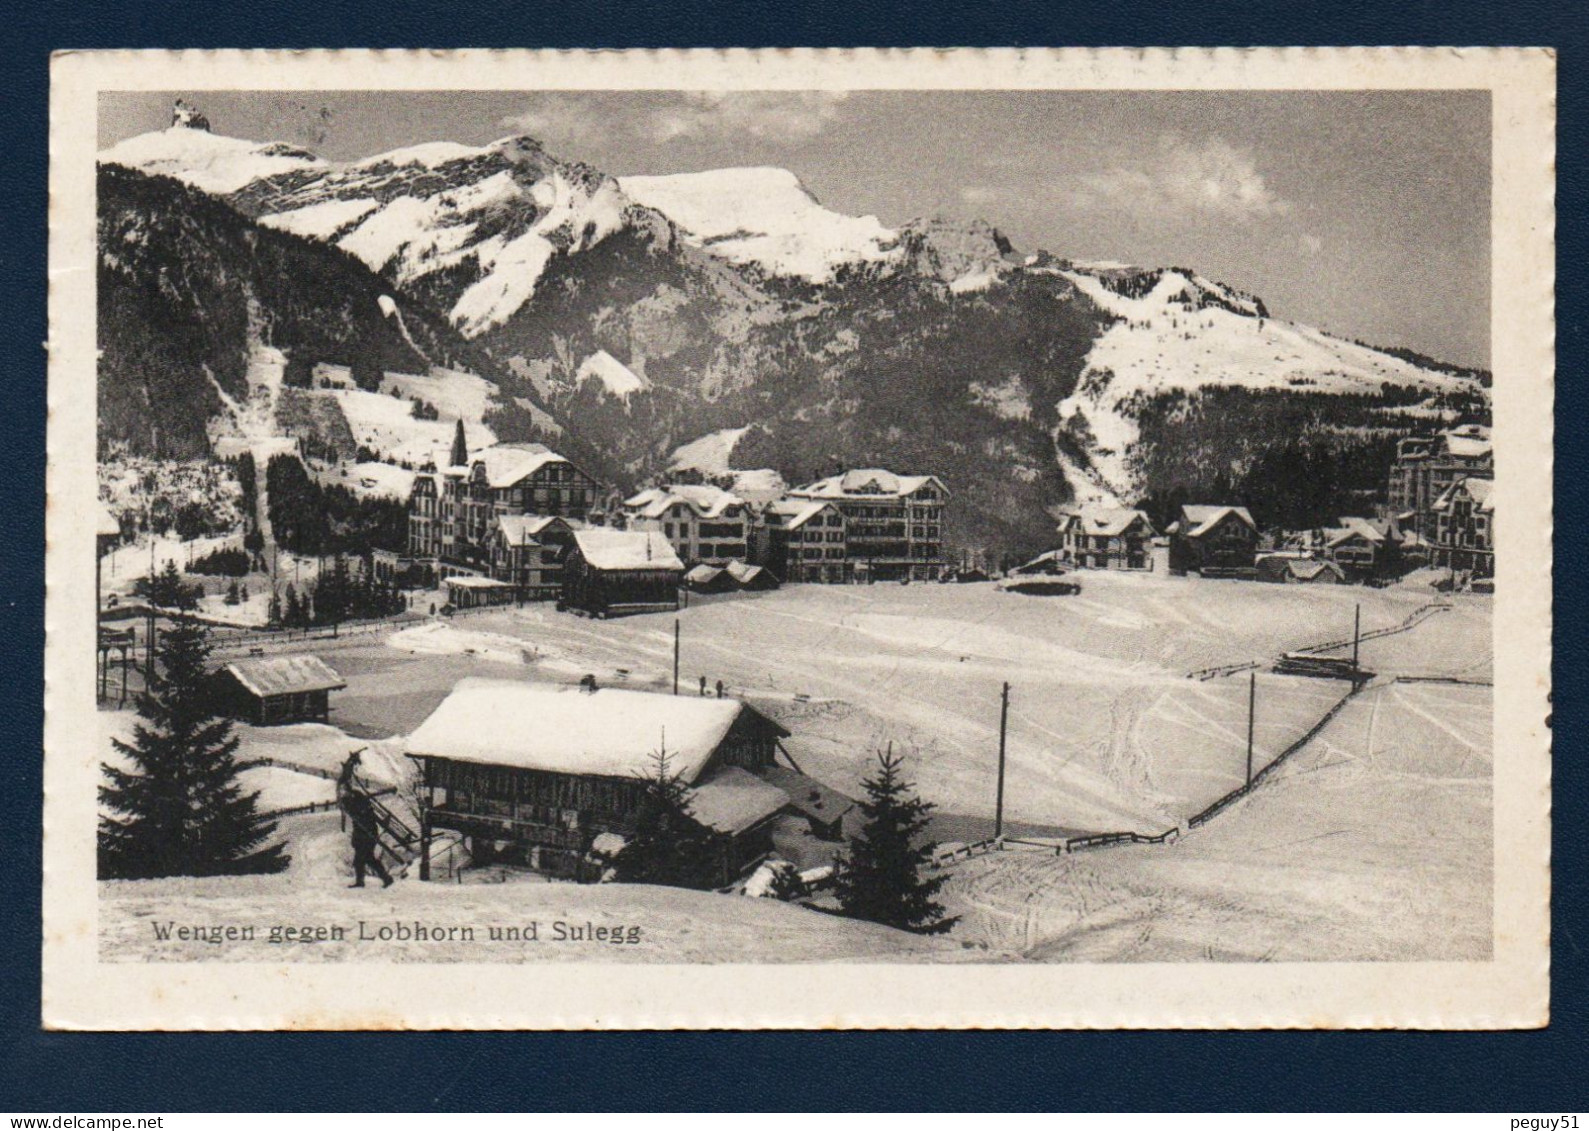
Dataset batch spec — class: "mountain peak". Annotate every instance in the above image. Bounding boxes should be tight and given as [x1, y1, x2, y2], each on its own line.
[170, 98, 211, 132]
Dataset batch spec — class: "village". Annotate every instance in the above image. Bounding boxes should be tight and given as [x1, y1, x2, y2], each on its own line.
[91, 392, 1495, 963]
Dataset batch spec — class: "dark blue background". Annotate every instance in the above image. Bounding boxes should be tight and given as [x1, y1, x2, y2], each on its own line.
[2, 1, 1580, 1112]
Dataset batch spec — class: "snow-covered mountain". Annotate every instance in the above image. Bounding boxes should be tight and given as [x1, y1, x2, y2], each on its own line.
[619, 166, 898, 282]
[99, 125, 326, 195]
[98, 109, 1491, 553]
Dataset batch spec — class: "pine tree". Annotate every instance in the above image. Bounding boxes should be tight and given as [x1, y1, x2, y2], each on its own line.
[99, 614, 289, 878]
[609, 743, 722, 889]
[223, 580, 240, 606]
[834, 746, 956, 934]
[283, 584, 304, 628]
[268, 588, 282, 626]
[449, 417, 468, 468]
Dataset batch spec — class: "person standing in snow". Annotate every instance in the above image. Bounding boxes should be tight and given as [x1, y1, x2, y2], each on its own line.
[338, 752, 393, 889]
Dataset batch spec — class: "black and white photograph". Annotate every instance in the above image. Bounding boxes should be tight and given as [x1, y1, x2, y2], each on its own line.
[44, 48, 1553, 1029]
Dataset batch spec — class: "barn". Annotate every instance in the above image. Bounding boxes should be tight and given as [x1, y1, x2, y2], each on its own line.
[211, 655, 346, 726]
[405, 678, 794, 884]
[562, 530, 684, 617]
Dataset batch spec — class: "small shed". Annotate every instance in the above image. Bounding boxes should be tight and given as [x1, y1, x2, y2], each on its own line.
[563, 530, 684, 617]
[213, 655, 346, 726]
[684, 563, 735, 594]
[724, 559, 779, 591]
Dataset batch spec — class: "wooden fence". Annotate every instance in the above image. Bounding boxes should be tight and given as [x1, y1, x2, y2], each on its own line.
[1186, 682, 1360, 829]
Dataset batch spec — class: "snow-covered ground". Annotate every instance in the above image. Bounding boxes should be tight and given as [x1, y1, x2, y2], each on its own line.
[943, 679, 1491, 962]
[310, 577, 1485, 838]
[96, 577, 1489, 964]
[330, 388, 498, 465]
[379, 368, 500, 423]
[316, 461, 418, 501]
[621, 167, 899, 282]
[669, 427, 749, 475]
[100, 533, 241, 595]
[99, 810, 975, 963]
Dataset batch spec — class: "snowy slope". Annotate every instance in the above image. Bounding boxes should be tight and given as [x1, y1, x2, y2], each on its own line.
[669, 427, 750, 475]
[1053, 267, 1479, 499]
[620, 167, 898, 282]
[330, 388, 498, 465]
[100, 127, 325, 195]
[105, 128, 631, 339]
[575, 351, 649, 400]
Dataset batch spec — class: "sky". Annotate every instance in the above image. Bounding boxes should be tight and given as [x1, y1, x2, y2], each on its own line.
[100, 89, 1491, 369]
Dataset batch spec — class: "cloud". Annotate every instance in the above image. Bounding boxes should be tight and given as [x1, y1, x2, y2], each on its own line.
[649, 92, 849, 142]
[1075, 134, 1292, 220]
[500, 92, 850, 147]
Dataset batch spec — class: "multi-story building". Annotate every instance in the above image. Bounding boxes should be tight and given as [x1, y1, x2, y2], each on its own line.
[1055, 504, 1158, 570]
[1387, 425, 1493, 538]
[1430, 477, 1495, 578]
[620, 484, 751, 565]
[407, 433, 604, 594]
[759, 499, 849, 583]
[787, 469, 948, 581]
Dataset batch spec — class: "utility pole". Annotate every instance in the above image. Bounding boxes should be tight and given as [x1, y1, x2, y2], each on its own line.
[1245, 669, 1257, 786]
[672, 618, 681, 696]
[995, 682, 1010, 839]
[1351, 603, 1361, 675]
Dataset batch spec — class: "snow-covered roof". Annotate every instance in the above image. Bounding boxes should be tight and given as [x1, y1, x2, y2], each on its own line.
[572, 529, 684, 572]
[444, 575, 513, 589]
[476, 443, 565, 488]
[1442, 426, 1493, 460]
[1059, 504, 1155, 538]
[497, 514, 572, 543]
[1287, 559, 1345, 582]
[222, 655, 346, 699]
[96, 501, 121, 538]
[624, 483, 745, 520]
[1326, 517, 1389, 547]
[792, 469, 946, 501]
[764, 499, 836, 529]
[404, 677, 787, 783]
[1179, 505, 1257, 538]
[723, 560, 766, 585]
[685, 564, 724, 584]
[1433, 476, 1496, 513]
[687, 767, 790, 835]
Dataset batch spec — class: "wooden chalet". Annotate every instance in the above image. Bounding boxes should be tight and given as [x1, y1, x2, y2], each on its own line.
[212, 655, 346, 726]
[1167, 505, 1259, 578]
[562, 529, 684, 617]
[405, 678, 794, 884]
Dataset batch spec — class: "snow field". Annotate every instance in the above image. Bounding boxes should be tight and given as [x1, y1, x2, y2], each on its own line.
[943, 680, 1491, 962]
[329, 388, 499, 465]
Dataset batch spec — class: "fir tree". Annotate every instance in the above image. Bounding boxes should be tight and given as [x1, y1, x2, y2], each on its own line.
[267, 587, 282, 626]
[223, 580, 240, 606]
[98, 614, 289, 878]
[609, 742, 722, 889]
[283, 584, 304, 628]
[834, 746, 956, 934]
